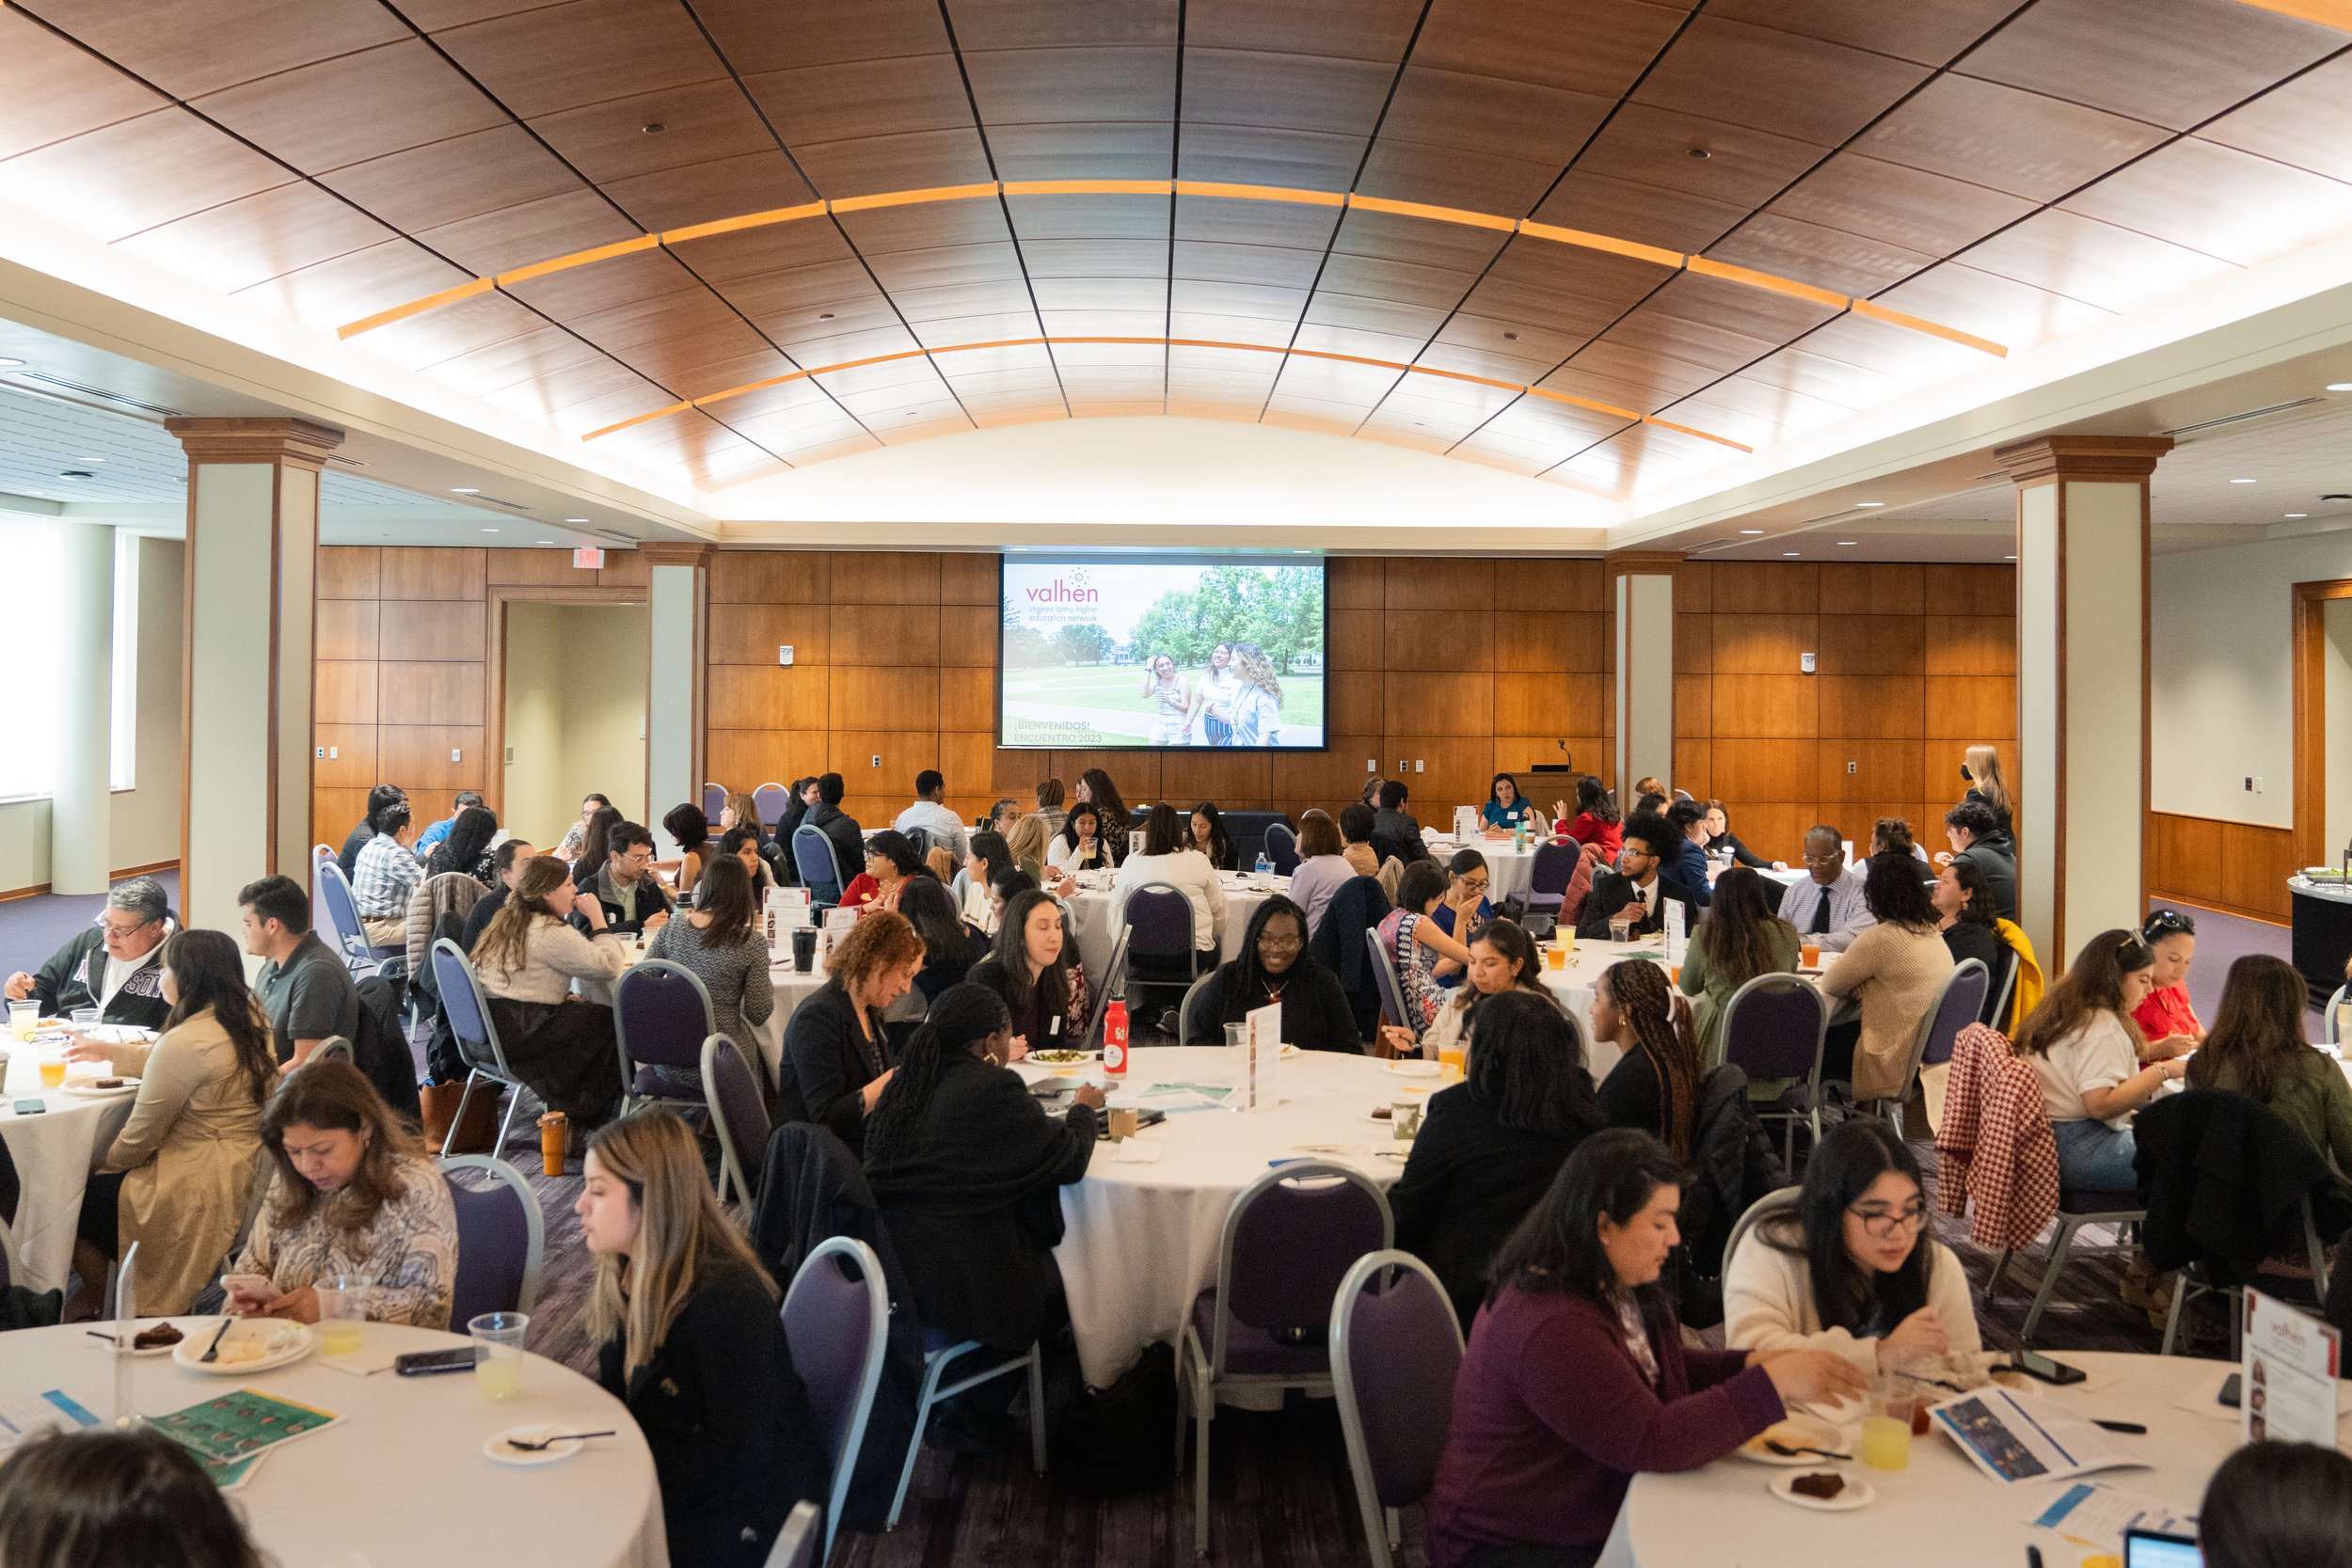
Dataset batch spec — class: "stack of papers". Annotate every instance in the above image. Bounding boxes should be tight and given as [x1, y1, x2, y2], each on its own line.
[1929, 1386, 2147, 1486]
[0, 1389, 100, 1454]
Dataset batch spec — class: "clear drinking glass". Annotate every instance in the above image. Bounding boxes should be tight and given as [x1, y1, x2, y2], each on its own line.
[315, 1275, 366, 1356]
[470, 1311, 529, 1402]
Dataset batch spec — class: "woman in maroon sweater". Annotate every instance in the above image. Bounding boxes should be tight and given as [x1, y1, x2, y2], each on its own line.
[1425, 1130, 1867, 1568]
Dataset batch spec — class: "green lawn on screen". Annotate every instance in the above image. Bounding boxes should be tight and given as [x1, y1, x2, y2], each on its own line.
[1004, 664, 1325, 729]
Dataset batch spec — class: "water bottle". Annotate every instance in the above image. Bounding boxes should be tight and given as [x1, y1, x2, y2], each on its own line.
[1104, 999, 1129, 1076]
[1254, 850, 1272, 878]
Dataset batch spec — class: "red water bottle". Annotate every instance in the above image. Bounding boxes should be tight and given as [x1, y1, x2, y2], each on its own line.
[1103, 999, 1129, 1075]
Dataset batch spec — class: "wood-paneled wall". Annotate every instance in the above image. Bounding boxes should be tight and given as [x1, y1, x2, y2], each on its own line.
[2146, 810, 2298, 923]
[1672, 562, 2016, 866]
[311, 546, 645, 847]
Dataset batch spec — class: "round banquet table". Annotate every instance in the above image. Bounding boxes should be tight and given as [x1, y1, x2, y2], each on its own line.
[1064, 871, 1283, 993]
[1534, 937, 1677, 1083]
[1017, 1044, 1414, 1387]
[1421, 832, 1540, 904]
[0, 1321, 668, 1567]
[0, 1036, 139, 1293]
[1597, 1351, 2343, 1568]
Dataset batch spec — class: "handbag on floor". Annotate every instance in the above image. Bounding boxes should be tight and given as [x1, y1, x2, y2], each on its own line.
[1051, 1340, 1176, 1497]
[420, 1080, 503, 1154]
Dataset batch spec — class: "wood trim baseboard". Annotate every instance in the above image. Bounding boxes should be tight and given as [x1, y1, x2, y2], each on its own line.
[0, 860, 178, 902]
[2152, 807, 2296, 833]
[2145, 890, 2293, 929]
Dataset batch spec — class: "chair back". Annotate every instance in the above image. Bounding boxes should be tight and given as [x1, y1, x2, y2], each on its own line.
[311, 1037, 356, 1065]
[1527, 840, 1578, 901]
[755, 783, 790, 830]
[2137, 1090, 2336, 1291]
[901, 825, 934, 861]
[1330, 1251, 1462, 1568]
[614, 959, 718, 1093]
[1919, 959, 1989, 1069]
[703, 1032, 773, 1203]
[1263, 822, 1300, 875]
[1720, 1185, 1802, 1280]
[314, 843, 336, 864]
[1178, 971, 1219, 1045]
[782, 1236, 891, 1558]
[1083, 926, 1128, 1046]
[763, 1500, 823, 1568]
[1719, 974, 1829, 1085]
[1364, 927, 1411, 1032]
[1985, 946, 2019, 1030]
[703, 783, 726, 827]
[1122, 884, 1195, 963]
[1211, 1162, 1391, 1370]
[315, 860, 371, 962]
[437, 1156, 545, 1318]
[792, 825, 844, 903]
[2328, 983, 2350, 1049]
[430, 939, 516, 1081]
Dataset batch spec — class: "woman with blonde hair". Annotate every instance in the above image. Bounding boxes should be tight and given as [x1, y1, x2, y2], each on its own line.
[229, 1059, 457, 1327]
[778, 909, 926, 1151]
[469, 855, 628, 1126]
[581, 1111, 823, 1568]
[1226, 641, 1285, 746]
[1949, 743, 2014, 851]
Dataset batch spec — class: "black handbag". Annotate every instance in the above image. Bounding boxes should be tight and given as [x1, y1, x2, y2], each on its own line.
[1051, 1341, 1177, 1497]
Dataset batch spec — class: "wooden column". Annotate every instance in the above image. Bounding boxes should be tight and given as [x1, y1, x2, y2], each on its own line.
[642, 541, 713, 849]
[167, 417, 342, 931]
[1610, 550, 1680, 801]
[1994, 435, 2170, 973]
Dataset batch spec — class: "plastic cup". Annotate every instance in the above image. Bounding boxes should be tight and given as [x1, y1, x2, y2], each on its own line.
[7, 1001, 35, 1042]
[1223, 1023, 1248, 1050]
[538, 1112, 568, 1178]
[70, 1007, 102, 1030]
[1860, 1379, 1916, 1471]
[1608, 914, 1635, 944]
[315, 1275, 366, 1356]
[470, 1311, 529, 1402]
[1437, 1042, 1466, 1080]
[1800, 942, 1821, 969]
[1546, 944, 1567, 971]
[38, 1046, 65, 1089]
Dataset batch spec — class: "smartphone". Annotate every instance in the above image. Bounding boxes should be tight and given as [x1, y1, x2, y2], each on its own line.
[394, 1347, 476, 1377]
[2010, 1349, 2088, 1386]
[10, 1100, 44, 1116]
[2218, 1372, 2242, 1408]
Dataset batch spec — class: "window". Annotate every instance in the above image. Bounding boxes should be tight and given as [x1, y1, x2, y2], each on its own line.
[110, 531, 136, 791]
[0, 518, 141, 802]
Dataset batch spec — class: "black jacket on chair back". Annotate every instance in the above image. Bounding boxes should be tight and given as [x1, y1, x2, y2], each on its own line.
[2136, 1089, 2350, 1285]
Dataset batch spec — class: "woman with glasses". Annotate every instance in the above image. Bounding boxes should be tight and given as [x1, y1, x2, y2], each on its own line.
[2015, 928, 2186, 1191]
[2132, 909, 2202, 1058]
[1192, 896, 1360, 1053]
[1724, 1119, 1979, 1374]
[1432, 848, 1495, 944]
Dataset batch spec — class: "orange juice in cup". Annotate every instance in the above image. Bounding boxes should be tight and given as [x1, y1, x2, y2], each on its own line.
[1546, 942, 1568, 971]
[1800, 942, 1821, 969]
[1437, 1042, 1466, 1080]
[38, 1045, 66, 1089]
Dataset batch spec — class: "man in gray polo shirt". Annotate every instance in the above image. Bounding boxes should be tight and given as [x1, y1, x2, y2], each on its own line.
[239, 875, 359, 1067]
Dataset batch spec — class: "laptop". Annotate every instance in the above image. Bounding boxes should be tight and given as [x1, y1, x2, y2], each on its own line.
[2122, 1528, 2201, 1568]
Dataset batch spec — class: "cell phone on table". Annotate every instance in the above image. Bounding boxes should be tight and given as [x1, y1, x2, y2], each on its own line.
[2010, 1349, 2087, 1385]
[11, 1100, 43, 1116]
[394, 1347, 476, 1377]
[2122, 1528, 2202, 1568]
[2217, 1372, 2242, 1408]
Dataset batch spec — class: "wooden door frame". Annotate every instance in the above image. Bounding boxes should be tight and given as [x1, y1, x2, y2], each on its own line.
[484, 584, 647, 827]
[2291, 577, 2352, 869]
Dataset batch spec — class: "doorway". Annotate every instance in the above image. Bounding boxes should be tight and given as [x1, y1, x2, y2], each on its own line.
[501, 600, 649, 849]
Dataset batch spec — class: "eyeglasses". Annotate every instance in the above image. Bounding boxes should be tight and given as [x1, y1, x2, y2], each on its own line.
[1848, 1203, 1928, 1239]
[620, 848, 653, 866]
[1802, 848, 1844, 865]
[94, 913, 157, 938]
[1455, 877, 1489, 894]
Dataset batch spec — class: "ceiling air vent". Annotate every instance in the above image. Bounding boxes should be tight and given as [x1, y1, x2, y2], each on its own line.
[2155, 397, 2328, 438]
[592, 528, 637, 544]
[6, 371, 184, 419]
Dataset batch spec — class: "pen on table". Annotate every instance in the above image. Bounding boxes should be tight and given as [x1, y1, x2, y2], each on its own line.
[2025, 1548, 2043, 1568]
[2091, 1418, 2147, 1433]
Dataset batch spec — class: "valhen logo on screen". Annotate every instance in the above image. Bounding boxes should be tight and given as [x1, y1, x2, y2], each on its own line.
[1025, 567, 1098, 604]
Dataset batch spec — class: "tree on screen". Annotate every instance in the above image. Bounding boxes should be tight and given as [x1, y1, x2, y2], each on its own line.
[1002, 606, 1057, 668]
[1130, 566, 1325, 673]
[1053, 622, 1114, 664]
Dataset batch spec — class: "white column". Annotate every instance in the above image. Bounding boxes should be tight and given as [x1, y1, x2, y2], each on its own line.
[1995, 436, 2169, 972]
[642, 542, 711, 852]
[50, 524, 114, 894]
[166, 418, 340, 932]
[1612, 552, 1677, 799]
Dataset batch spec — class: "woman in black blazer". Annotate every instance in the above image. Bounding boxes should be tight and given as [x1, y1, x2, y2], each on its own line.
[776, 911, 924, 1153]
[1702, 800, 1776, 870]
[582, 1111, 826, 1568]
[1388, 991, 1608, 1329]
[864, 984, 1103, 1352]
[1193, 895, 1361, 1052]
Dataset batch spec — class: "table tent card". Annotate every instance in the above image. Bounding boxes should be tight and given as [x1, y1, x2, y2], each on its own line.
[1236, 1001, 1280, 1113]
[2242, 1288, 2342, 1446]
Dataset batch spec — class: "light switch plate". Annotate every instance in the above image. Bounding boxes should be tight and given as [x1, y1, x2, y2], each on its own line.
[1415, 760, 1423, 773]
[450, 749, 461, 762]
[1801, 652, 1818, 673]
[329, 747, 337, 759]
[778, 644, 794, 666]
[1366, 759, 1376, 772]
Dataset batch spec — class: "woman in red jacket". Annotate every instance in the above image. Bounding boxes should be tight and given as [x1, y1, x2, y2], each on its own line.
[1424, 1130, 1866, 1568]
[1556, 774, 1623, 859]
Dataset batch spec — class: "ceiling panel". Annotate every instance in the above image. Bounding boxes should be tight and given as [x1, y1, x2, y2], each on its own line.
[1529, 169, 1753, 254]
[232, 239, 476, 328]
[1701, 212, 1940, 298]
[24, 0, 405, 98]
[2058, 138, 2352, 268]
[1954, 0, 2340, 132]
[1955, 207, 2234, 315]
[0, 109, 294, 242]
[113, 182, 399, 293]
[192, 40, 503, 176]
[1631, 15, 1931, 148]
[408, 188, 643, 277]
[739, 55, 977, 148]
[1762, 150, 2038, 259]
[317, 125, 584, 234]
[1411, 0, 1690, 98]
[0, 11, 168, 161]
[961, 46, 1176, 124]
[1174, 123, 1366, 189]
[1849, 73, 2172, 202]
[430, 0, 727, 120]
[1702, 0, 2015, 67]
[987, 122, 1173, 180]
[601, 150, 818, 233]
[2201, 53, 2352, 186]
[788, 128, 996, 198]
[1182, 49, 1394, 137]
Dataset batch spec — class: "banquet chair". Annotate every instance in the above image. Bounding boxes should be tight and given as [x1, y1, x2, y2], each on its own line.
[1083, 927, 1128, 1047]
[310, 1037, 356, 1065]
[2004, 1185, 2147, 1345]
[1177, 1162, 1392, 1558]
[764, 1500, 822, 1568]
[792, 825, 846, 906]
[430, 938, 534, 1160]
[702, 1032, 771, 1208]
[1719, 1187, 1802, 1280]
[887, 1328, 1046, 1528]
[1364, 929, 1413, 1042]
[1858, 958, 1986, 1125]
[437, 1155, 544, 1320]
[1984, 949, 2020, 1032]
[783, 1236, 892, 1561]
[2328, 983, 2349, 1049]
[1262, 821, 1300, 876]
[317, 860, 397, 971]
[1122, 885, 1202, 1022]
[1523, 840, 1579, 922]
[1717, 975, 1830, 1166]
[703, 783, 726, 829]
[1177, 972, 1219, 1044]
[1330, 1250, 1463, 1568]
[755, 783, 790, 830]
[612, 959, 717, 1118]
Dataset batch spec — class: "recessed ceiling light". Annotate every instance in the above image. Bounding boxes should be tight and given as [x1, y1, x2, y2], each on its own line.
[452, 486, 480, 494]
[0, 357, 24, 369]
[1687, 147, 1712, 159]
[76, 457, 104, 465]
[564, 517, 588, 523]
[2286, 513, 2309, 518]
[1836, 540, 1858, 546]
[537, 539, 556, 544]
[1853, 500, 1884, 507]
[1739, 528, 1764, 535]
[2229, 477, 2257, 484]
[818, 312, 834, 321]
[2005, 554, 2018, 561]
[641, 122, 667, 135]
[2328, 383, 2352, 392]
[1781, 551, 1801, 558]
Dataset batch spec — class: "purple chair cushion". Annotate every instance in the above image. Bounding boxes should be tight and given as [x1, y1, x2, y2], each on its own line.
[1528, 841, 1577, 898]
[431, 946, 493, 1060]
[2058, 1186, 2139, 1213]
[1345, 1265, 1460, 1505]
[783, 1255, 875, 1468]
[707, 1037, 771, 1190]
[616, 968, 709, 1070]
[1228, 1174, 1386, 1333]
[1124, 889, 1194, 961]
[445, 1172, 528, 1323]
[1191, 1289, 1333, 1377]
[1721, 981, 1824, 1084]
[1920, 966, 1991, 1068]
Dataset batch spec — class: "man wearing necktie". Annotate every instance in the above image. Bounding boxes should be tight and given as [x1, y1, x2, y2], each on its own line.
[1776, 826, 1873, 954]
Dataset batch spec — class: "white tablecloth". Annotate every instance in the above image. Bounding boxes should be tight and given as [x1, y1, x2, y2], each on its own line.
[1065, 873, 1284, 992]
[1599, 1351, 2323, 1568]
[1421, 832, 1543, 905]
[1535, 937, 1678, 1084]
[0, 1044, 136, 1293]
[0, 1322, 667, 1567]
[1017, 1045, 1413, 1386]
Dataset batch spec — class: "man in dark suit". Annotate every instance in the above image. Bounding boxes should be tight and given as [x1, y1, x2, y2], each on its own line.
[1943, 800, 2018, 922]
[1575, 812, 1700, 941]
[1369, 780, 1431, 869]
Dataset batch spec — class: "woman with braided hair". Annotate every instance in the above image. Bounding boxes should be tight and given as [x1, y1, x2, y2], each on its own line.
[1590, 959, 1706, 1161]
[864, 983, 1103, 1354]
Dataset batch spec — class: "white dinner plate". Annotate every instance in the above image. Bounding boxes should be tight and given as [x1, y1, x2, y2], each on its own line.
[485, 1424, 586, 1467]
[55, 1077, 140, 1099]
[173, 1319, 314, 1375]
[1026, 1049, 1098, 1067]
[1769, 1471, 1873, 1512]
[1385, 1061, 1441, 1079]
[1738, 1414, 1851, 1465]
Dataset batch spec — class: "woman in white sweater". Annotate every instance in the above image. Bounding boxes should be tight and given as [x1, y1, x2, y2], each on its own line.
[1109, 802, 1227, 954]
[467, 855, 629, 1127]
[1724, 1118, 1979, 1376]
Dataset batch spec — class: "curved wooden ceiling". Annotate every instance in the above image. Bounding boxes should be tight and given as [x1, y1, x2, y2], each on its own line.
[3, 0, 2350, 501]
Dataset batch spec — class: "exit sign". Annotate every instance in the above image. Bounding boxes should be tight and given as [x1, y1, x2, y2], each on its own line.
[572, 546, 604, 569]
